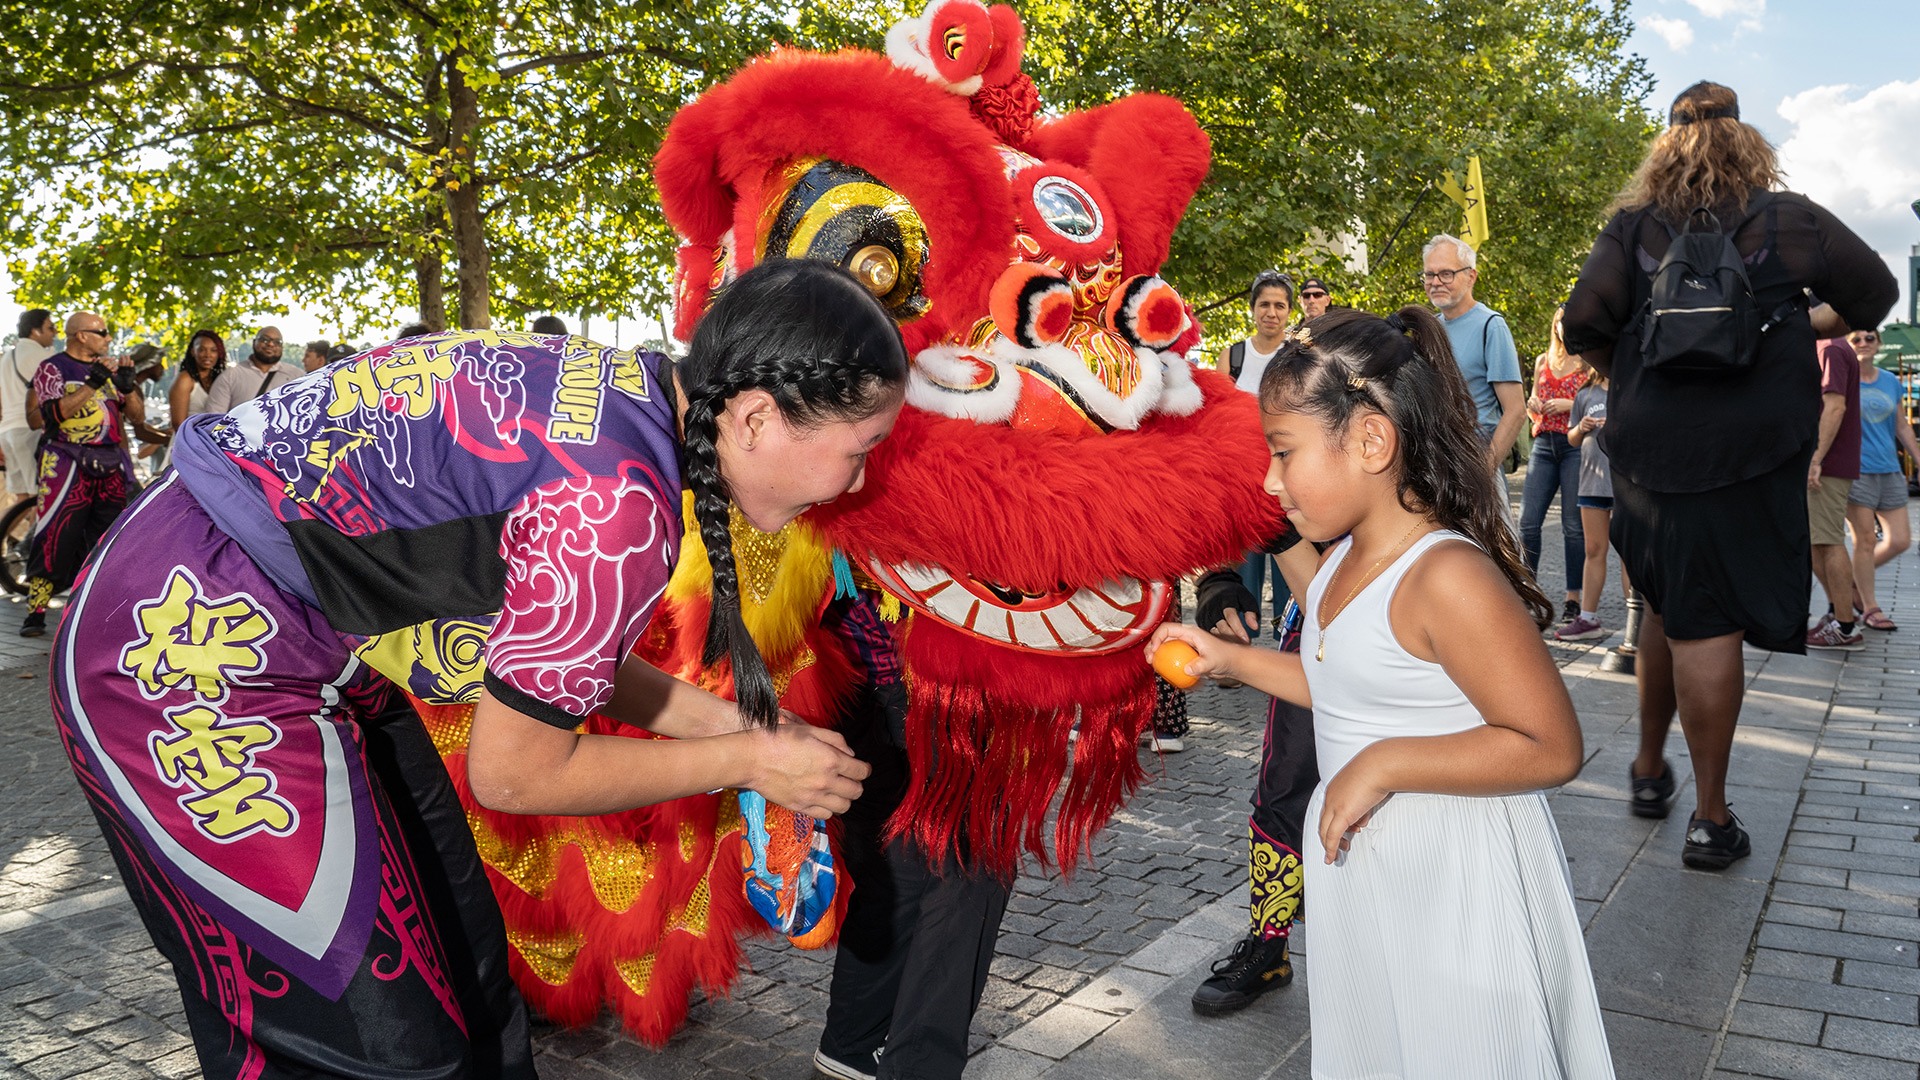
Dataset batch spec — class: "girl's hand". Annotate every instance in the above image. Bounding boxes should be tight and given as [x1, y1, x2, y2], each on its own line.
[744, 724, 870, 818]
[1145, 622, 1238, 682]
[1545, 397, 1573, 416]
[1318, 751, 1392, 863]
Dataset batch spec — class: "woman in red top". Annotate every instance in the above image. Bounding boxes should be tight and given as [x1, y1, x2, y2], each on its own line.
[1519, 306, 1590, 624]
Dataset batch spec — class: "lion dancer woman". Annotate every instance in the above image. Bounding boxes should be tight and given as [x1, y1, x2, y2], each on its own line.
[50, 261, 899, 1079]
[20, 311, 147, 638]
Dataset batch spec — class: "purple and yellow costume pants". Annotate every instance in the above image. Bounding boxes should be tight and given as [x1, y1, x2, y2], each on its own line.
[50, 476, 534, 1079]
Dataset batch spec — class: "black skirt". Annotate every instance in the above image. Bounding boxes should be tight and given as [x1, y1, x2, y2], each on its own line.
[1611, 446, 1813, 653]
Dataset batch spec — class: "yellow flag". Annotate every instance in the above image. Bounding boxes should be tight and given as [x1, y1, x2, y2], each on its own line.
[1438, 156, 1491, 250]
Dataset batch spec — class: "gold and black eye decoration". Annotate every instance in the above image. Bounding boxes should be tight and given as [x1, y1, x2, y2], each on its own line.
[757, 158, 932, 321]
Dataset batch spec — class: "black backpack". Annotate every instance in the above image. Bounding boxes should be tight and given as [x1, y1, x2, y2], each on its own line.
[1638, 196, 1784, 375]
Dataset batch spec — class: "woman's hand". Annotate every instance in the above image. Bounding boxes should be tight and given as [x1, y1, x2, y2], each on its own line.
[743, 724, 871, 819]
[1544, 397, 1573, 416]
[1318, 750, 1392, 863]
[1145, 621, 1240, 682]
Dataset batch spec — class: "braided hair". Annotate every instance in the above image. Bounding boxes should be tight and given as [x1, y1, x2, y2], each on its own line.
[1259, 306, 1554, 629]
[678, 259, 909, 726]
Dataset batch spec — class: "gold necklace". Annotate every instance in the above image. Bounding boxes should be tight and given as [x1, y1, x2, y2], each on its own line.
[1316, 521, 1427, 661]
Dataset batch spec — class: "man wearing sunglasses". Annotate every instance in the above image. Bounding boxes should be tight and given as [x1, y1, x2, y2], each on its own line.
[19, 311, 143, 637]
[1298, 278, 1333, 322]
[207, 326, 305, 413]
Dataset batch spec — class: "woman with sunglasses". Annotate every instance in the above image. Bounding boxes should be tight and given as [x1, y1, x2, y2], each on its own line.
[1845, 328, 1918, 630]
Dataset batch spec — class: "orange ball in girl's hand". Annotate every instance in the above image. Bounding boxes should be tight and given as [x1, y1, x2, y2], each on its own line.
[1152, 640, 1201, 689]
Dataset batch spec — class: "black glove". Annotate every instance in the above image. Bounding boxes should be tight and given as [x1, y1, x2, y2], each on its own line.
[1261, 520, 1304, 555]
[1194, 568, 1258, 633]
[85, 362, 112, 389]
[111, 366, 138, 394]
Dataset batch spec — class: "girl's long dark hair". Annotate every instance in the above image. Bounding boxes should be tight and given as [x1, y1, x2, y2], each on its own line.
[181, 329, 227, 387]
[1260, 306, 1553, 628]
[678, 259, 908, 726]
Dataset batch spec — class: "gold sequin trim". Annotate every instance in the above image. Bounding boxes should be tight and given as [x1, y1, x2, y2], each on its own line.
[729, 504, 795, 605]
[421, 705, 474, 756]
[678, 820, 700, 863]
[508, 928, 584, 986]
[615, 952, 658, 997]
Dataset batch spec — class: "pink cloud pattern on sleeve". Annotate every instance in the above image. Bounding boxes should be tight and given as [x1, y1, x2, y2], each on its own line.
[486, 472, 677, 720]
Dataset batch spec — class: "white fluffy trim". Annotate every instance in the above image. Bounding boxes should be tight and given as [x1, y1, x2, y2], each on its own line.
[907, 345, 1021, 423]
[1154, 348, 1205, 417]
[885, 5, 984, 96]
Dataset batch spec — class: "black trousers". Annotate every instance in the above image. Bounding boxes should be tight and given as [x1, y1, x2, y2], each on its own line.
[821, 683, 1010, 1080]
[1248, 698, 1317, 939]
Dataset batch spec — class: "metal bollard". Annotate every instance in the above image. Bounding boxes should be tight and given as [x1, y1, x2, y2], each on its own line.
[1600, 586, 1643, 675]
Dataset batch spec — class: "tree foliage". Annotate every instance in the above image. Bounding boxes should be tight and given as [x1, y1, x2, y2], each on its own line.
[2, 0, 1653, 359]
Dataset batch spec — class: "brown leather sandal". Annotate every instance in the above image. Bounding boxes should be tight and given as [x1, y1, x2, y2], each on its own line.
[1860, 606, 1897, 631]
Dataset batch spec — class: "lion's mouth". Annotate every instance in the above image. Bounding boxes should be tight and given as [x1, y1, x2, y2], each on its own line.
[867, 560, 1169, 654]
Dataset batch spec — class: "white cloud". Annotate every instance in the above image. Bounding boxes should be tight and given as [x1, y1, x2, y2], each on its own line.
[1683, 0, 1764, 20]
[1642, 15, 1695, 51]
[1776, 79, 1920, 324]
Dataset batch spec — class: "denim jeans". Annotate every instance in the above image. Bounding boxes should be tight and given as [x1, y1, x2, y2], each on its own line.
[1520, 430, 1583, 595]
[1237, 552, 1289, 639]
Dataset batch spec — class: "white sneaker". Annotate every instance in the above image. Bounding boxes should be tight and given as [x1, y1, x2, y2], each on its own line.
[814, 1047, 880, 1080]
[1141, 731, 1185, 753]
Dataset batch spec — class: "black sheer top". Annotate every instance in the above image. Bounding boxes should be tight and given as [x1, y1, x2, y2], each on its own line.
[1563, 192, 1896, 493]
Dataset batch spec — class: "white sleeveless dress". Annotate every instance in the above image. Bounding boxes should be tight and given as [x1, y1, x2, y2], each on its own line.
[1302, 530, 1614, 1080]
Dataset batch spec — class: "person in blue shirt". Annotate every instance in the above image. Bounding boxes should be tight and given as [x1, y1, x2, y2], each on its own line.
[1423, 234, 1522, 527]
[1845, 328, 1919, 630]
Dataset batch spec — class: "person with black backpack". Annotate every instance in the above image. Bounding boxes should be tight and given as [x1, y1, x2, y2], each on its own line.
[1563, 81, 1896, 870]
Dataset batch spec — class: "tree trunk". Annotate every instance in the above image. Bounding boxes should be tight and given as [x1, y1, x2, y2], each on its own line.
[445, 56, 490, 330]
[416, 204, 447, 331]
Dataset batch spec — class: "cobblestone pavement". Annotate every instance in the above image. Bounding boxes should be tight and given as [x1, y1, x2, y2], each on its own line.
[3, 496, 1914, 1080]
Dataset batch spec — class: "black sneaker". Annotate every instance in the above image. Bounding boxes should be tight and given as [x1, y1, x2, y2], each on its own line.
[1561, 599, 1580, 625]
[1683, 810, 1751, 870]
[1191, 933, 1291, 1016]
[1629, 759, 1675, 819]
[19, 610, 45, 638]
[813, 1046, 880, 1080]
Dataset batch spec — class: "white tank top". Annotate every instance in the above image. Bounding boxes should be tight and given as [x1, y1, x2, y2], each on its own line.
[1302, 529, 1485, 778]
[1234, 338, 1280, 395]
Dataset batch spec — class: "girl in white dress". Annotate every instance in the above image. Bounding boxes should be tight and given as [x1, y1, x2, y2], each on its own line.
[1150, 306, 1613, 1079]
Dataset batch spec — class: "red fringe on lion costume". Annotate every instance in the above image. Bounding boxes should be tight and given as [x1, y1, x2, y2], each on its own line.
[411, 0, 1279, 1045]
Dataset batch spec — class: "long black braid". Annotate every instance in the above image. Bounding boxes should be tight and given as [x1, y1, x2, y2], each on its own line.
[677, 259, 908, 727]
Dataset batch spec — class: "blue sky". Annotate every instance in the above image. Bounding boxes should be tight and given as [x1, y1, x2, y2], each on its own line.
[1627, 0, 1920, 323]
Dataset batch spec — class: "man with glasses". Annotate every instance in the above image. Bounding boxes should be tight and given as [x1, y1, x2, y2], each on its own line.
[4, 309, 58, 506]
[18, 311, 143, 637]
[1423, 234, 1522, 522]
[1298, 278, 1333, 322]
[207, 326, 304, 412]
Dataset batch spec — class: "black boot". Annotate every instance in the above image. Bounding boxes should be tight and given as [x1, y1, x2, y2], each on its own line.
[19, 610, 45, 638]
[1190, 933, 1291, 1016]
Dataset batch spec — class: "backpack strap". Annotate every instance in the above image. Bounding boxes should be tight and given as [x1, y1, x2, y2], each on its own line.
[1228, 340, 1245, 380]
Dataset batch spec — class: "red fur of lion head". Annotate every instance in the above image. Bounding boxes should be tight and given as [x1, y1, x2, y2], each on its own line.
[655, 2, 1280, 878]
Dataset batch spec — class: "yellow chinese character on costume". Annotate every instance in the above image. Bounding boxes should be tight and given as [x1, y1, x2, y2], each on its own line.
[375, 344, 457, 418]
[327, 359, 382, 417]
[121, 569, 276, 701]
[150, 704, 296, 840]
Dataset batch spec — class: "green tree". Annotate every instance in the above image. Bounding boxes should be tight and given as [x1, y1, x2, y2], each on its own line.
[0, 0, 796, 340]
[3, 0, 1652, 358]
[1022, 0, 1656, 362]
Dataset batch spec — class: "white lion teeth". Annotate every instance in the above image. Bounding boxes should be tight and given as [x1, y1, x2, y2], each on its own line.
[867, 558, 1164, 653]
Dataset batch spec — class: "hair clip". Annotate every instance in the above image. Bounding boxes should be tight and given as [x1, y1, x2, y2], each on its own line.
[1286, 324, 1314, 349]
[1346, 373, 1368, 391]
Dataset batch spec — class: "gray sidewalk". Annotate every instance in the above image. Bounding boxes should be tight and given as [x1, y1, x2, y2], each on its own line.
[1, 510, 1917, 1080]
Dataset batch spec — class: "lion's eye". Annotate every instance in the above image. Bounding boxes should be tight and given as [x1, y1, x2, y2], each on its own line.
[758, 158, 930, 321]
[1029, 177, 1101, 241]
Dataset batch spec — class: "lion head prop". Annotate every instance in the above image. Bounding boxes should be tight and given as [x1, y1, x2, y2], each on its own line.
[655, 0, 1277, 879]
